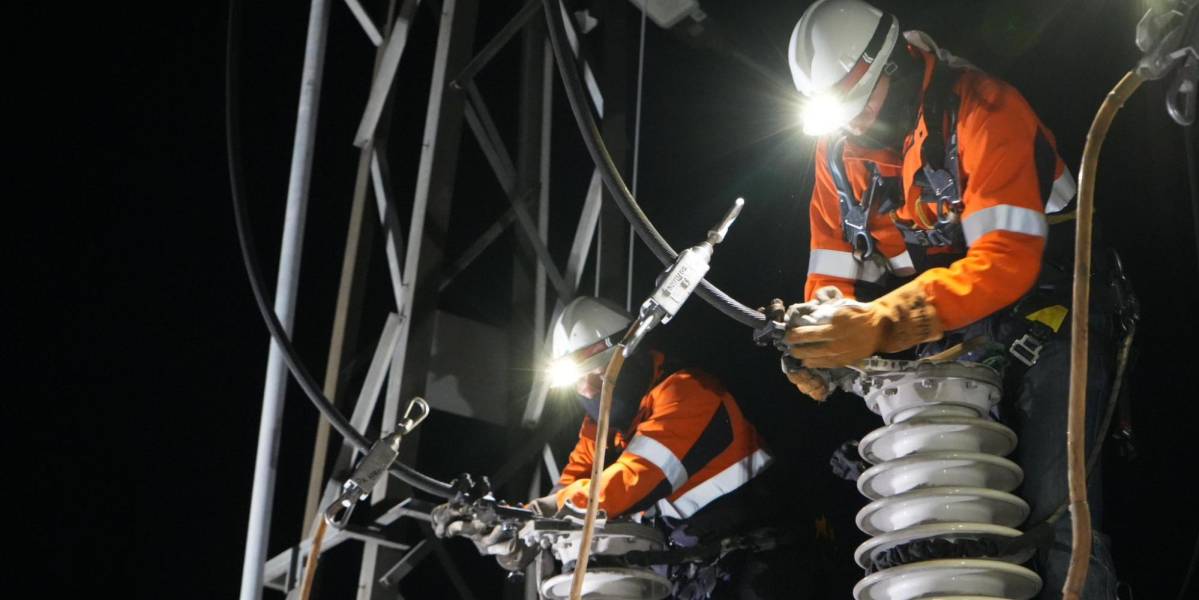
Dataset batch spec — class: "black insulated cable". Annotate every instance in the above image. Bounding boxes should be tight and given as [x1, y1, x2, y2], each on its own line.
[540, 0, 766, 329]
[225, 0, 452, 499]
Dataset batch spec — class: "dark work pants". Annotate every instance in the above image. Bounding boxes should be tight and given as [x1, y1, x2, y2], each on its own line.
[1011, 313, 1119, 599]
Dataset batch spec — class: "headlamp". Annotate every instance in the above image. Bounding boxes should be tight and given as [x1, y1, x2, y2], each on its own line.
[548, 358, 582, 388]
[546, 333, 622, 389]
[801, 93, 854, 136]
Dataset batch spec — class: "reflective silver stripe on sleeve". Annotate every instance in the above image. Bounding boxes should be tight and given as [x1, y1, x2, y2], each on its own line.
[887, 251, 915, 277]
[810, 249, 886, 283]
[625, 434, 688, 491]
[656, 497, 682, 519]
[962, 204, 1048, 245]
[858, 258, 886, 283]
[656, 449, 772, 519]
[1047, 168, 1076, 214]
[807, 249, 860, 280]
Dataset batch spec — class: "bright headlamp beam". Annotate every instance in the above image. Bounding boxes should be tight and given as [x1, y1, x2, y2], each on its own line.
[801, 94, 852, 136]
[548, 358, 581, 388]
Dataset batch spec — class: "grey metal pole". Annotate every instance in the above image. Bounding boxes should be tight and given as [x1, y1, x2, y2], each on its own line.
[238, 1, 331, 598]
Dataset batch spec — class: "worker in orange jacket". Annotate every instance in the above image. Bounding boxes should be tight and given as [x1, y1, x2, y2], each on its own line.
[779, 1, 1126, 598]
[538, 296, 832, 599]
[432, 297, 830, 597]
[541, 297, 772, 523]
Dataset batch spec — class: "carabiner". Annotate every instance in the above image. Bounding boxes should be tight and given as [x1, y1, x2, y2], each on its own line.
[399, 397, 430, 434]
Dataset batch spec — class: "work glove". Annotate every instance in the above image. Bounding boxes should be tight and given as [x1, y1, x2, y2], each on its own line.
[764, 295, 839, 401]
[430, 502, 487, 539]
[431, 503, 537, 569]
[526, 493, 561, 517]
[785, 282, 943, 369]
[784, 364, 831, 402]
[553, 484, 611, 527]
[552, 481, 609, 520]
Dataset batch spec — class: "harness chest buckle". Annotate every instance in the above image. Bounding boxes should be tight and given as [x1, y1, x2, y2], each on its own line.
[924, 167, 957, 200]
[1008, 321, 1054, 368]
[1008, 334, 1043, 367]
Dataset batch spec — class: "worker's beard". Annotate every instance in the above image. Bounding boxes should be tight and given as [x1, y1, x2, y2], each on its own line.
[574, 348, 653, 433]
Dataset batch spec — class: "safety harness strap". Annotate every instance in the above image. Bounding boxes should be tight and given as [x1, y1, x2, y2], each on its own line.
[913, 60, 967, 237]
[828, 59, 968, 263]
[827, 140, 904, 263]
[919, 61, 956, 173]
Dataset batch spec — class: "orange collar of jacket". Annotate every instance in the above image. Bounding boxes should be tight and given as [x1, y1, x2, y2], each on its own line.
[839, 45, 960, 229]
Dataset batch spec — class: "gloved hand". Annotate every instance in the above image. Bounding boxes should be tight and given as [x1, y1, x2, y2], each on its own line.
[783, 361, 831, 401]
[430, 502, 491, 540]
[431, 503, 538, 570]
[785, 282, 943, 368]
[526, 494, 560, 517]
[557, 479, 591, 511]
[784, 286, 862, 328]
[766, 295, 838, 401]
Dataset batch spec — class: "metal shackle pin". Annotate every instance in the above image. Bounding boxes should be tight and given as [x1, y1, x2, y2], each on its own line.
[707, 197, 745, 245]
[324, 397, 431, 528]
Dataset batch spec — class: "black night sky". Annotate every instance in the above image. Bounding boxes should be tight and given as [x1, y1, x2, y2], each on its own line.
[31, 0, 1199, 598]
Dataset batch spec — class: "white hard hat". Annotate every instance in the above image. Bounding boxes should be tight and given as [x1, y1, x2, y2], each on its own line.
[788, 0, 900, 135]
[547, 297, 632, 387]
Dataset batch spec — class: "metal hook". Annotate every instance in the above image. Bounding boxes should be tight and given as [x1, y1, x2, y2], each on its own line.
[400, 396, 430, 434]
[1166, 54, 1197, 125]
[324, 482, 365, 528]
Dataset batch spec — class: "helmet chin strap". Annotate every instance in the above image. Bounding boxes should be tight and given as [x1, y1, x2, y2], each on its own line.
[850, 45, 924, 151]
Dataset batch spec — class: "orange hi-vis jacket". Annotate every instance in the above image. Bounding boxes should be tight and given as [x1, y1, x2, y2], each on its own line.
[556, 358, 771, 520]
[805, 40, 1076, 331]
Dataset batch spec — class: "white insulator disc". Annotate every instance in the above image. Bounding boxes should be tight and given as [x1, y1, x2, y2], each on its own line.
[856, 487, 1030, 535]
[858, 418, 1018, 464]
[857, 452, 1023, 500]
[540, 568, 672, 600]
[858, 365, 1001, 425]
[853, 559, 1042, 600]
[888, 404, 981, 424]
[853, 522, 1036, 568]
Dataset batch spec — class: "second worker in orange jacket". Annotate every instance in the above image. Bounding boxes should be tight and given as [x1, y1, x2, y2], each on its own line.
[543, 296, 772, 523]
[539, 296, 836, 599]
